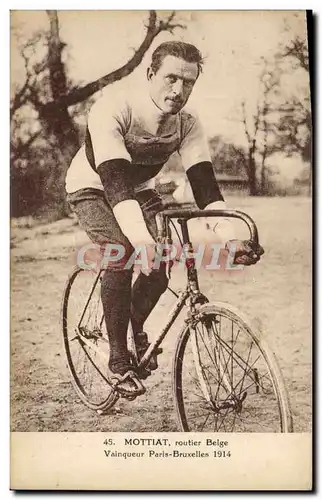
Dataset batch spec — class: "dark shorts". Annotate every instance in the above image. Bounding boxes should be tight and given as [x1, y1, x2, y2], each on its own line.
[67, 188, 164, 254]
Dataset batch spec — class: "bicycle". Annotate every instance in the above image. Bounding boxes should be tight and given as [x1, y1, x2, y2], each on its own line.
[61, 208, 293, 432]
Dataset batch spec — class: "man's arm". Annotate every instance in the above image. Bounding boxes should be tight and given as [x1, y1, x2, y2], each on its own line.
[178, 114, 235, 243]
[178, 118, 264, 264]
[87, 96, 155, 247]
[97, 160, 155, 246]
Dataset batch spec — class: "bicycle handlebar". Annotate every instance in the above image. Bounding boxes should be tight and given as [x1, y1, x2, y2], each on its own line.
[156, 209, 259, 246]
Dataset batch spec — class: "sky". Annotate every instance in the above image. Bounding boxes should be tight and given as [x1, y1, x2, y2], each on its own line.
[11, 10, 309, 146]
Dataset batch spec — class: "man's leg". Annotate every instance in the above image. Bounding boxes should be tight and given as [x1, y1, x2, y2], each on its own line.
[67, 188, 134, 375]
[130, 189, 169, 335]
[101, 268, 134, 374]
[130, 268, 168, 334]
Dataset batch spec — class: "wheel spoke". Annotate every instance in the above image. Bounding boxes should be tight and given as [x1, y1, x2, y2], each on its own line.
[211, 333, 264, 398]
[175, 307, 291, 433]
[199, 411, 212, 431]
[62, 268, 117, 410]
[216, 406, 231, 432]
[196, 324, 221, 383]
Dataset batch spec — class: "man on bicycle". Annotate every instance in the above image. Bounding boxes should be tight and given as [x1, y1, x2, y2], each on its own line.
[66, 41, 264, 395]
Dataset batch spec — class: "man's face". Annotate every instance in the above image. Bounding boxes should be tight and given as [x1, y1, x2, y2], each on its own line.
[147, 55, 199, 114]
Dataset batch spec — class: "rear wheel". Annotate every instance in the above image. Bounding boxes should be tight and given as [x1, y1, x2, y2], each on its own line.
[173, 302, 293, 432]
[61, 266, 118, 411]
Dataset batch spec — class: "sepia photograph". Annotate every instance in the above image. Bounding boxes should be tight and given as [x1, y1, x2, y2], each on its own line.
[10, 9, 312, 490]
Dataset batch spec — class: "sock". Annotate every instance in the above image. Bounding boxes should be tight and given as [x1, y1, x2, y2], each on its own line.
[101, 268, 133, 373]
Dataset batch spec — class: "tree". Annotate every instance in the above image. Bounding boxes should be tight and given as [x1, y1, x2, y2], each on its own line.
[208, 136, 247, 178]
[273, 30, 311, 162]
[11, 10, 185, 217]
[272, 97, 311, 160]
[237, 15, 311, 196]
[278, 33, 309, 72]
[239, 61, 280, 195]
[272, 21, 311, 195]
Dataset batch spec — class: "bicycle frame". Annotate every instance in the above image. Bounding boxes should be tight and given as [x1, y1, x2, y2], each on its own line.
[135, 208, 259, 373]
[76, 209, 259, 377]
[63, 208, 293, 432]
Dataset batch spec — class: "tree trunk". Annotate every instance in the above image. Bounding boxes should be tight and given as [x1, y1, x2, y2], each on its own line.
[38, 103, 81, 217]
[248, 141, 258, 196]
[248, 157, 258, 195]
[260, 147, 268, 195]
[40, 11, 81, 217]
[260, 163, 266, 195]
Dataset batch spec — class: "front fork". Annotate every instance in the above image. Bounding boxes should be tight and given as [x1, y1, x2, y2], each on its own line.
[188, 308, 247, 413]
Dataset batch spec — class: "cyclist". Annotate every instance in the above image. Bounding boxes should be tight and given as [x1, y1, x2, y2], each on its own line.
[65, 41, 264, 395]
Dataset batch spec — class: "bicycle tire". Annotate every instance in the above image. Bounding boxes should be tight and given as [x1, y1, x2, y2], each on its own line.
[61, 266, 118, 412]
[173, 302, 293, 432]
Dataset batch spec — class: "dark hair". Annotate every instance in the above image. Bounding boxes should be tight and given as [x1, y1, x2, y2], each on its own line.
[150, 41, 204, 76]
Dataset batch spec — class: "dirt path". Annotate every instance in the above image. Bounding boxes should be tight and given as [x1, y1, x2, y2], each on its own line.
[10, 197, 312, 432]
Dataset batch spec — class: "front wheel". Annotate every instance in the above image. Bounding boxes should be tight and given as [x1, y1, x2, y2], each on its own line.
[173, 302, 293, 432]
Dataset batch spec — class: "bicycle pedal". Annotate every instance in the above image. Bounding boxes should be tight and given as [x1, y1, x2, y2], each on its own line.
[119, 384, 146, 400]
[110, 371, 146, 398]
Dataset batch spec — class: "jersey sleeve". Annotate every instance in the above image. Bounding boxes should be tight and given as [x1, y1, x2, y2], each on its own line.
[87, 93, 131, 167]
[178, 113, 212, 170]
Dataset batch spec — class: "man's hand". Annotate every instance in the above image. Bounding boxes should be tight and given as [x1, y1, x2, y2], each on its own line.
[141, 242, 175, 276]
[225, 239, 265, 266]
[140, 243, 157, 276]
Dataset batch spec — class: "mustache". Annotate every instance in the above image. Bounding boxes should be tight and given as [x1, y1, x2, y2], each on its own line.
[166, 96, 182, 103]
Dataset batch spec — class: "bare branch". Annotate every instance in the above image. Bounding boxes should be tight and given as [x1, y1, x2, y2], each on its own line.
[12, 10, 185, 115]
[165, 11, 176, 25]
[62, 10, 184, 107]
[278, 36, 309, 72]
[11, 29, 47, 117]
[11, 129, 42, 162]
[241, 101, 251, 145]
[253, 100, 261, 137]
[158, 11, 186, 33]
[10, 81, 30, 118]
[28, 86, 43, 108]
[46, 10, 69, 101]
[20, 31, 45, 78]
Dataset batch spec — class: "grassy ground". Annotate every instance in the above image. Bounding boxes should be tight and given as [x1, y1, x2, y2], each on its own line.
[10, 196, 312, 432]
